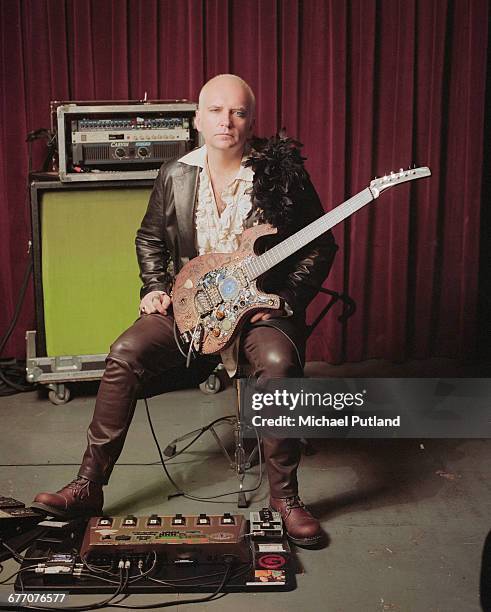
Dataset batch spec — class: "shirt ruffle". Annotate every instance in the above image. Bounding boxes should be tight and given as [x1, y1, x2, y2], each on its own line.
[195, 166, 252, 255]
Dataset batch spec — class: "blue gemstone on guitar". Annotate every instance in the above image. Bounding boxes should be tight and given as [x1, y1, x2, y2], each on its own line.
[219, 276, 239, 300]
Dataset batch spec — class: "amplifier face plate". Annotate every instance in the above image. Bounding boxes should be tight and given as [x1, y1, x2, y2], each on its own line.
[72, 128, 189, 143]
[72, 140, 186, 166]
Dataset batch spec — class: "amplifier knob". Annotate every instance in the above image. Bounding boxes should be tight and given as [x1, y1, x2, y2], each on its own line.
[115, 147, 126, 158]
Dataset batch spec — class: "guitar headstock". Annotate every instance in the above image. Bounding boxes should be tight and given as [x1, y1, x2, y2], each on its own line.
[370, 167, 431, 197]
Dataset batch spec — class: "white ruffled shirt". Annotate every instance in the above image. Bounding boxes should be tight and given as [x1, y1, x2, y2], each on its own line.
[178, 145, 253, 255]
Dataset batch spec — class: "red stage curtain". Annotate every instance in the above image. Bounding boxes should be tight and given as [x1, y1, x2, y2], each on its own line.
[0, 0, 488, 363]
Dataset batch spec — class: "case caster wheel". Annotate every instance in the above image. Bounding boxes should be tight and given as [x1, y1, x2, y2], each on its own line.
[48, 386, 71, 405]
[199, 373, 222, 394]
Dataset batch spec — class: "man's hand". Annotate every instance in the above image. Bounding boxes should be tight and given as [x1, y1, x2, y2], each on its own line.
[139, 291, 172, 315]
[249, 308, 286, 323]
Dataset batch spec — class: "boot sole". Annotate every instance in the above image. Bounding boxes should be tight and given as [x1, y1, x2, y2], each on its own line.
[268, 505, 325, 548]
[30, 502, 100, 519]
[287, 533, 325, 548]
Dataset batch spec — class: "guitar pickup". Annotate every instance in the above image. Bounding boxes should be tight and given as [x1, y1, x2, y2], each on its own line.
[196, 291, 213, 314]
[235, 267, 248, 287]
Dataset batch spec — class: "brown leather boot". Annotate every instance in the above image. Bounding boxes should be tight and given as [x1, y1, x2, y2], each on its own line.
[270, 495, 325, 547]
[31, 477, 103, 518]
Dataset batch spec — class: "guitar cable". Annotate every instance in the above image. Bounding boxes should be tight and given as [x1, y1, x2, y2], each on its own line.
[186, 320, 202, 368]
[172, 320, 198, 363]
[144, 396, 264, 502]
[0, 242, 35, 394]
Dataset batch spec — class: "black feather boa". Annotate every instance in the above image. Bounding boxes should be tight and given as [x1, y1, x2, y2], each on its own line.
[244, 134, 308, 232]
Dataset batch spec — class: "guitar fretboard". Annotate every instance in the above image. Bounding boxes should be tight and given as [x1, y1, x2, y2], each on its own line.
[244, 186, 374, 280]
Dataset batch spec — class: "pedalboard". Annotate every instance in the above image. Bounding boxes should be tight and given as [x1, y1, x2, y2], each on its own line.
[15, 510, 295, 593]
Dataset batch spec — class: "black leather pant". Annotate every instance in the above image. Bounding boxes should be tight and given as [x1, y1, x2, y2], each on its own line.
[78, 313, 303, 498]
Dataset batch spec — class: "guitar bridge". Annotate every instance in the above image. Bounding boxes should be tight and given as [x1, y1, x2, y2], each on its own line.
[195, 291, 213, 315]
[195, 282, 223, 315]
[235, 267, 248, 287]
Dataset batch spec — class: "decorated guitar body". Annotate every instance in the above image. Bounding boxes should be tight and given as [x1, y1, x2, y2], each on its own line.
[173, 166, 432, 355]
[172, 224, 281, 355]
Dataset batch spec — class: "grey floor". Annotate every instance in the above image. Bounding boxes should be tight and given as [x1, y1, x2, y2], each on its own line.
[0, 359, 490, 611]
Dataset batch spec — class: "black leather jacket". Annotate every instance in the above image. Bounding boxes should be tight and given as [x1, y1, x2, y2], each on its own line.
[135, 157, 338, 315]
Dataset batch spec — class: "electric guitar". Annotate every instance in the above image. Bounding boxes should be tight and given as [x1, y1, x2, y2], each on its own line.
[172, 167, 431, 355]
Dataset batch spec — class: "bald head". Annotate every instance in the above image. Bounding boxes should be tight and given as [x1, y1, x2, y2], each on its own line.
[195, 74, 255, 154]
[198, 74, 256, 119]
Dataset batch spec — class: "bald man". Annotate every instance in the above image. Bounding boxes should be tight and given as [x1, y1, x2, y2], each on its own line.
[32, 75, 337, 548]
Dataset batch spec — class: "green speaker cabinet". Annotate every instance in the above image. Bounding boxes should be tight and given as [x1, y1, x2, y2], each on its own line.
[26, 179, 154, 403]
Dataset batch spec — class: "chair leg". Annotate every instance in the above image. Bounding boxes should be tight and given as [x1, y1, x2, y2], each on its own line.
[234, 414, 249, 507]
[208, 425, 235, 469]
[159, 376, 256, 507]
[237, 491, 248, 508]
[244, 442, 259, 469]
[235, 379, 250, 507]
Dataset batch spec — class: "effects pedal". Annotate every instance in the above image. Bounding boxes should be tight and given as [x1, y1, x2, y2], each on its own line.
[81, 513, 249, 563]
[0, 496, 41, 520]
[249, 508, 283, 540]
[0, 495, 44, 528]
[36, 552, 81, 584]
[247, 540, 291, 586]
[0, 496, 25, 509]
[0, 495, 47, 562]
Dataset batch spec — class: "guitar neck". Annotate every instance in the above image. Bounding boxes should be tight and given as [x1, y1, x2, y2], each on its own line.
[244, 186, 374, 280]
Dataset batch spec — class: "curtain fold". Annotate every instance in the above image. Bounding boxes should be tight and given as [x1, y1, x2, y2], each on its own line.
[342, 0, 377, 363]
[0, 0, 33, 352]
[0, 0, 488, 363]
[204, 0, 231, 78]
